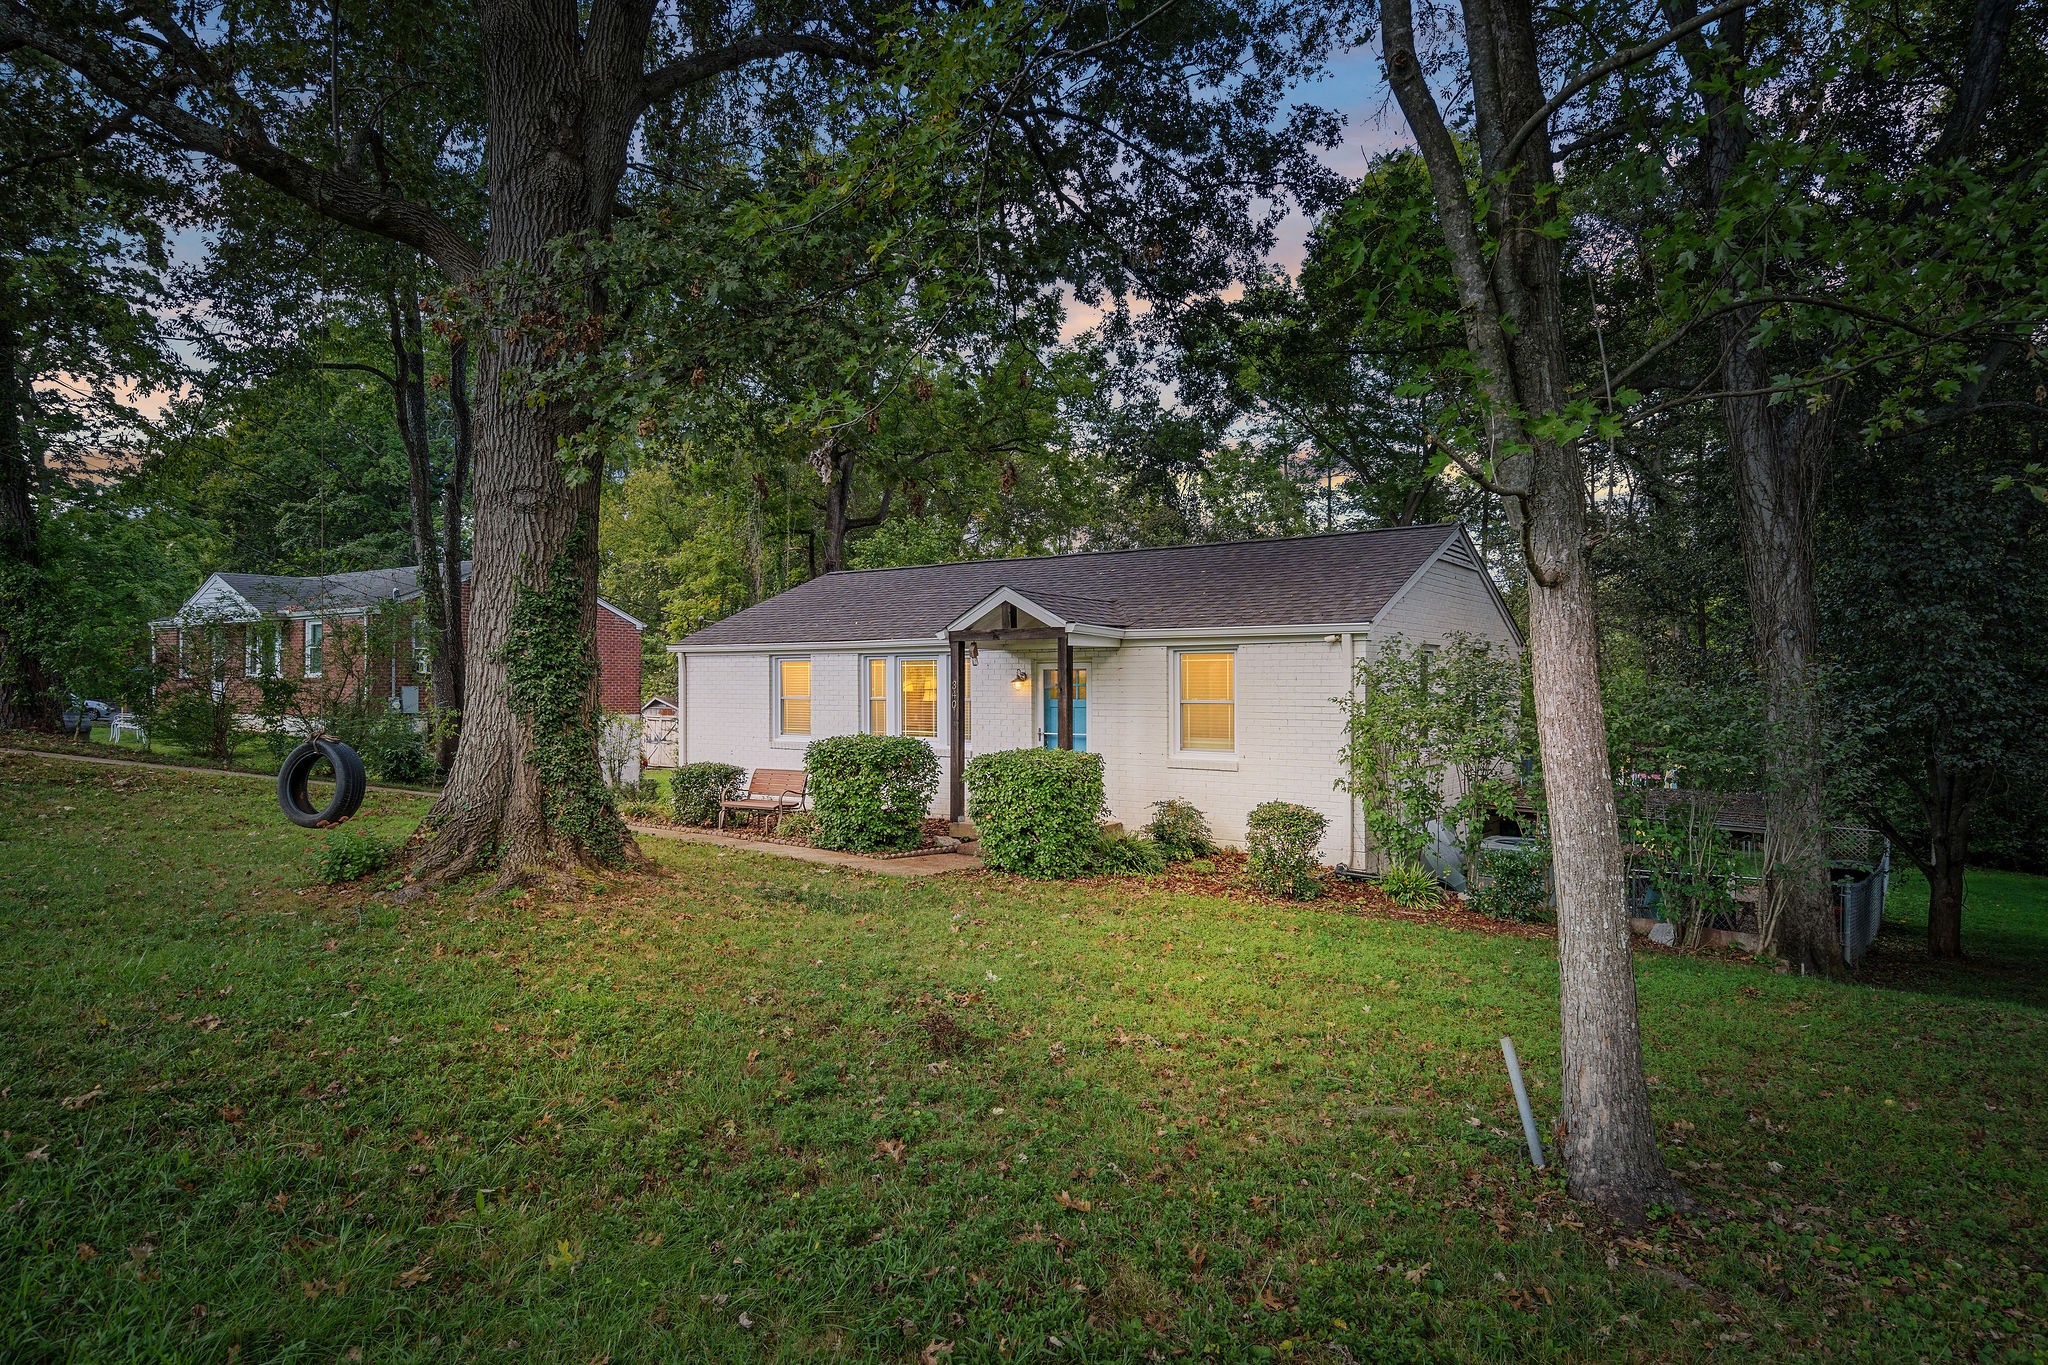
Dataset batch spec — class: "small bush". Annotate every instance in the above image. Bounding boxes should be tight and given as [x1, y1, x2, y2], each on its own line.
[1376, 860, 1443, 908]
[777, 807, 818, 842]
[1143, 798, 1215, 862]
[616, 798, 666, 823]
[669, 762, 745, 826]
[1093, 833, 1167, 875]
[315, 827, 398, 884]
[1469, 841, 1553, 922]
[805, 734, 939, 853]
[325, 709, 435, 784]
[965, 748, 1104, 879]
[1244, 801, 1328, 899]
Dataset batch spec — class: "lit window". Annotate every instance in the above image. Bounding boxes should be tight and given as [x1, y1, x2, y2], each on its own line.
[900, 659, 939, 738]
[1177, 651, 1234, 752]
[866, 657, 888, 734]
[776, 657, 811, 736]
[305, 620, 325, 678]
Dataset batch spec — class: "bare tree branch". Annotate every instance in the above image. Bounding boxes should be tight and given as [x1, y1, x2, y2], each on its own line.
[1499, 0, 1748, 172]
[641, 31, 877, 106]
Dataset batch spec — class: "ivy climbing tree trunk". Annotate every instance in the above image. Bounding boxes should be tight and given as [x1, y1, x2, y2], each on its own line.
[1383, 0, 1683, 1222]
[1, 0, 877, 885]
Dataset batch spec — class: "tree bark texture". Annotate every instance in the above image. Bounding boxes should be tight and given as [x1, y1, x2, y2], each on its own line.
[1661, 1, 1842, 975]
[405, 0, 642, 884]
[1384, 0, 1681, 1222]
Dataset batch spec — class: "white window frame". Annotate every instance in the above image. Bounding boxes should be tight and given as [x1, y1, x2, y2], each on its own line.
[304, 619, 325, 678]
[245, 623, 282, 678]
[772, 654, 812, 741]
[176, 628, 192, 678]
[411, 618, 431, 675]
[859, 654, 947, 741]
[1171, 648, 1237, 758]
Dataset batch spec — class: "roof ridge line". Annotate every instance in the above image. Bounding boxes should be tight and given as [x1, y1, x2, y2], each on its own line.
[821, 522, 1462, 577]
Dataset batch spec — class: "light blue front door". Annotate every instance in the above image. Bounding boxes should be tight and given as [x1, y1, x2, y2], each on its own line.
[1041, 667, 1088, 751]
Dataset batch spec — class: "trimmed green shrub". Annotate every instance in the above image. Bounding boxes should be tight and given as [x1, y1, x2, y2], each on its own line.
[964, 748, 1105, 879]
[1142, 798, 1215, 862]
[325, 709, 435, 784]
[315, 827, 398, 884]
[777, 807, 818, 842]
[669, 762, 745, 826]
[1244, 801, 1328, 899]
[805, 734, 939, 853]
[1469, 841, 1553, 922]
[1376, 860, 1443, 908]
[616, 798, 667, 823]
[1093, 833, 1167, 875]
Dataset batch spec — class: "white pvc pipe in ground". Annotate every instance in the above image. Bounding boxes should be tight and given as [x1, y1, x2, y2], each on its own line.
[1500, 1036, 1547, 1169]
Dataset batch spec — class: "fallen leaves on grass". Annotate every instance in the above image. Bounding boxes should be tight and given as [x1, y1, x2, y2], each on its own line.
[875, 1138, 906, 1162]
[1054, 1190, 1092, 1212]
[60, 1085, 103, 1110]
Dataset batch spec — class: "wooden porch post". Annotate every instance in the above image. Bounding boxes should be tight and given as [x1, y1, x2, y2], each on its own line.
[1057, 632, 1075, 751]
[948, 637, 967, 822]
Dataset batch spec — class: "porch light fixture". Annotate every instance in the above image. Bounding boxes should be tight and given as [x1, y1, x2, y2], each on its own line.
[1012, 669, 1029, 688]
[967, 642, 979, 661]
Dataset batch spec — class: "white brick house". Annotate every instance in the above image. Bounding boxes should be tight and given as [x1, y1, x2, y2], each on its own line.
[669, 523, 1521, 865]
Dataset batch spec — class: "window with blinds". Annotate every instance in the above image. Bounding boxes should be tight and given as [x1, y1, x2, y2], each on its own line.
[776, 657, 811, 735]
[900, 659, 939, 738]
[866, 657, 888, 734]
[1177, 651, 1234, 752]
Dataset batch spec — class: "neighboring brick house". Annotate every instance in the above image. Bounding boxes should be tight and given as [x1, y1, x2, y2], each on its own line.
[152, 563, 645, 715]
[670, 523, 1521, 865]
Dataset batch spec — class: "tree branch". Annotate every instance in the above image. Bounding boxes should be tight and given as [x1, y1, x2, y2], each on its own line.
[1500, 0, 1749, 172]
[0, 6, 482, 276]
[641, 31, 877, 106]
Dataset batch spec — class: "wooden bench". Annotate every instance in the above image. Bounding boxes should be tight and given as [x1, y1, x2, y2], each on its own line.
[718, 768, 807, 831]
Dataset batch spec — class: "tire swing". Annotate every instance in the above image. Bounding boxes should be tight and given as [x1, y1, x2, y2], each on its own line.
[277, 738, 368, 828]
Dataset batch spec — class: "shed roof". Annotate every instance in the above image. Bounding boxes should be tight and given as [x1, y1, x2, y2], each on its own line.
[679, 523, 1466, 648]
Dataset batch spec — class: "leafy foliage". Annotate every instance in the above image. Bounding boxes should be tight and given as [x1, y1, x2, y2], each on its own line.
[964, 748, 1105, 880]
[804, 734, 940, 854]
[1339, 634, 1522, 871]
[503, 540, 628, 867]
[1142, 799, 1216, 863]
[1244, 801, 1327, 899]
[668, 763, 745, 827]
[1092, 834, 1167, 876]
[1375, 861, 1442, 909]
[314, 827, 399, 885]
[1467, 842, 1552, 924]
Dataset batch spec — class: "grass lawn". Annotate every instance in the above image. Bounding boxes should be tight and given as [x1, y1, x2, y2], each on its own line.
[2, 753, 2042, 1362]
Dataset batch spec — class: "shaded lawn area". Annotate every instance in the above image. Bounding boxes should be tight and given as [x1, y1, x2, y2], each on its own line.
[1, 754, 2042, 1363]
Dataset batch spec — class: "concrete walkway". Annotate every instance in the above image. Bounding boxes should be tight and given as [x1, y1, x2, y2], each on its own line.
[625, 822, 981, 878]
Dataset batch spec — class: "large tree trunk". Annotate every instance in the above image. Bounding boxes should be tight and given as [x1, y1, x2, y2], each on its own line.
[0, 310, 62, 732]
[1921, 757, 1972, 959]
[1662, 1, 1844, 974]
[1385, 0, 1681, 1223]
[408, 0, 636, 885]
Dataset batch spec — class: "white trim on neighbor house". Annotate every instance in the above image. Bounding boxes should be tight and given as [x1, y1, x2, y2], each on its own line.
[596, 599, 648, 631]
[1373, 525, 1526, 648]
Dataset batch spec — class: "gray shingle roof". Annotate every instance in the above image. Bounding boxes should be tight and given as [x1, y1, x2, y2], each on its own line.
[680, 524, 1462, 647]
[213, 563, 473, 614]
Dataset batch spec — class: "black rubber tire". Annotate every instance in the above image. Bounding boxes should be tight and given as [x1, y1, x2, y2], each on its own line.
[278, 739, 368, 827]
